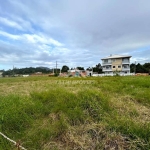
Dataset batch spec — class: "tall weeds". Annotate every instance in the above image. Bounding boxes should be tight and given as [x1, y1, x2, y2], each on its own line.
[0, 76, 150, 149]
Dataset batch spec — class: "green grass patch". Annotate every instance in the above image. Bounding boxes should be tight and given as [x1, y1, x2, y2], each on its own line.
[0, 76, 150, 149]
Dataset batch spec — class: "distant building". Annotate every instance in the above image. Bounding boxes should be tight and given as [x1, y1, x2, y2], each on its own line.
[101, 55, 132, 75]
[22, 75, 29, 77]
[0, 72, 3, 77]
[68, 69, 83, 77]
[67, 69, 93, 77]
[35, 72, 42, 75]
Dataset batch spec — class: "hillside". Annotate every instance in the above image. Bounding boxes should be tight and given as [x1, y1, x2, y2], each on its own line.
[0, 76, 150, 150]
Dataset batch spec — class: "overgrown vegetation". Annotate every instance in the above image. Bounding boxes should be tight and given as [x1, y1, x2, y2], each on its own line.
[2, 67, 52, 76]
[0, 76, 150, 149]
[130, 63, 150, 73]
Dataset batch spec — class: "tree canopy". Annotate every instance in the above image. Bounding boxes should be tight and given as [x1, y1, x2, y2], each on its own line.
[2, 67, 52, 76]
[130, 63, 150, 73]
[87, 63, 103, 73]
[61, 65, 69, 72]
[76, 67, 84, 70]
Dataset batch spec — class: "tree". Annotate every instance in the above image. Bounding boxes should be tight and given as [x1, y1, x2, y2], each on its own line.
[143, 63, 150, 74]
[93, 63, 102, 73]
[130, 63, 135, 73]
[130, 63, 149, 73]
[76, 67, 84, 70]
[136, 63, 147, 73]
[86, 67, 92, 71]
[61, 65, 69, 72]
[2, 67, 51, 76]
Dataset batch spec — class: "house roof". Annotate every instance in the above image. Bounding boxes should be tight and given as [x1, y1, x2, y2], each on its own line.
[101, 55, 132, 60]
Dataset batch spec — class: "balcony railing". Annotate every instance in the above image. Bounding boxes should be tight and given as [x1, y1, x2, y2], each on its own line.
[102, 62, 112, 65]
[122, 61, 130, 64]
[122, 68, 130, 70]
[103, 68, 112, 71]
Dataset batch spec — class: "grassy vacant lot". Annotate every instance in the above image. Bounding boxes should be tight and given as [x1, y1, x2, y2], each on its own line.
[0, 76, 150, 150]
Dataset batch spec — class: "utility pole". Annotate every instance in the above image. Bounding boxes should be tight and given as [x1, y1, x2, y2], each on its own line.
[13, 65, 14, 77]
[134, 61, 136, 74]
[56, 61, 57, 74]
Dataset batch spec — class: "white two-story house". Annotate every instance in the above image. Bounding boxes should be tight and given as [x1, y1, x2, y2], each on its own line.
[101, 55, 132, 75]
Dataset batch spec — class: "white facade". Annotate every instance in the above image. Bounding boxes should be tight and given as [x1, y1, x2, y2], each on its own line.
[67, 69, 93, 76]
[0, 72, 3, 77]
[101, 55, 132, 75]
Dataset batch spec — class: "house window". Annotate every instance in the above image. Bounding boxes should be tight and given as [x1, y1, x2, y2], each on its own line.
[122, 58, 129, 62]
[118, 66, 121, 68]
[113, 66, 115, 68]
[123, 65, 128, 68]
[104, 59, 108, 63]
[122, 58, 129, 61]
[112, 59, 116, 62]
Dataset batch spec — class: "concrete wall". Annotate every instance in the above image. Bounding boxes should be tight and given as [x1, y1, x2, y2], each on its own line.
[0, 72, 3, 77]
[112, 58, 122, 71]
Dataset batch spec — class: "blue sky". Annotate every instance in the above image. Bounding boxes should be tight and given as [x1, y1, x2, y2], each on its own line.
[0, 0, 150, 70]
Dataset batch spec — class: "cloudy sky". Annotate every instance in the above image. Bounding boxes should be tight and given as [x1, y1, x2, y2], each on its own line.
[0, 0, 150, 70]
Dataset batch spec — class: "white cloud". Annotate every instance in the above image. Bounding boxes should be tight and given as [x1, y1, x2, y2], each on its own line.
[0, 0, 150, 70]
[23, 34, 63, 46]
[0, 30, 63, 46]
[0, 17, 24, 30]
[0, 30, 20, 40]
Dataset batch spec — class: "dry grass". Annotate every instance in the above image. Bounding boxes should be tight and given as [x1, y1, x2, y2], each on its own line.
[0, 76, 150, 150]
[110, 95, 150, 123]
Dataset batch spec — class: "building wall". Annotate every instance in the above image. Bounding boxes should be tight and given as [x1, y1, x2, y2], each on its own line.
[112, 58, 122, 71]
[102, 56, 131, 75]
[0, 72, 3, 77]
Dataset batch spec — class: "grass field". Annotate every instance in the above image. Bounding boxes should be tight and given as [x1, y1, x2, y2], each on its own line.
[0, 76, 150, 150]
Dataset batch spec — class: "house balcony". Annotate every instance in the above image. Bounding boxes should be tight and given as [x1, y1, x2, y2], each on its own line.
[122, 68, 130, 71]
[122, 61, 130, 64]
[103, 68, 112, 71]
[102, 62, 112, 65]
